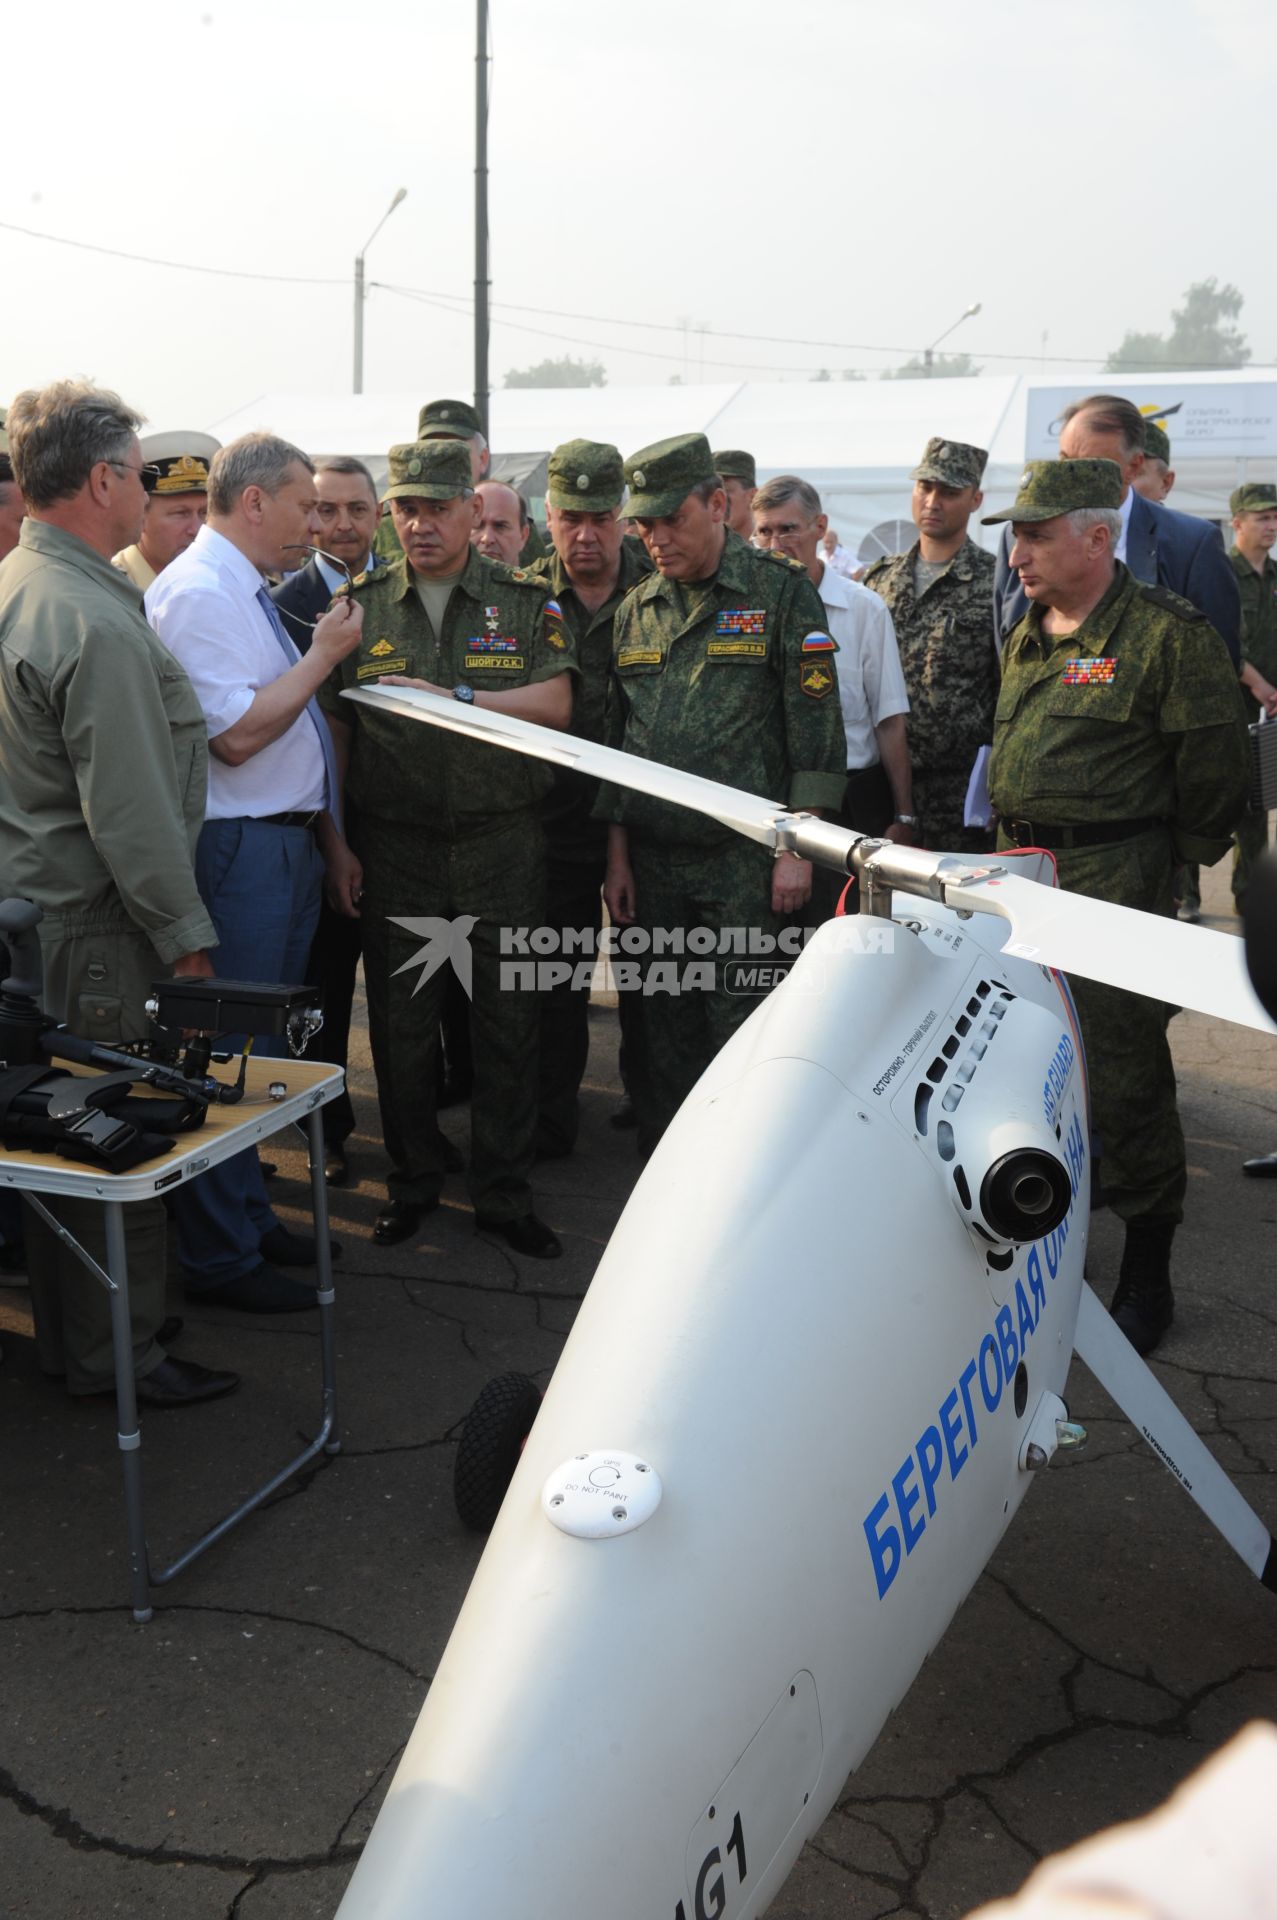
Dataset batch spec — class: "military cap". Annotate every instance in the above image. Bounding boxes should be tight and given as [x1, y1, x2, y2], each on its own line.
[417, 398, 483, 441]
[982, 458, 1122, 524]
[140, 429, 220, 495]
[384, 439, 474, 501]
[713, 448, 756, 487]
[1142, 420, 1171, 465]
[1230, 481, 1277, 516]
[546, 438, 625, 512]
[912, 436, 988, 489]
[624, 433, 718, 519]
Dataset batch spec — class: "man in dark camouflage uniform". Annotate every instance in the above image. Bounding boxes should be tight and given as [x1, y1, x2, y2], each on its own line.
[598, 433, 846, 1152]
[987, 459, 1249, 1354]
[863, 437, 997, 853]
[528, 439, 651, 1156]
[320, 440, 577, 1258]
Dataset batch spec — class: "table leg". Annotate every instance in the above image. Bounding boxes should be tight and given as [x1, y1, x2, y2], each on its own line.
[308, 1105, 342, 1457]
[104, 1200, 153, 1624]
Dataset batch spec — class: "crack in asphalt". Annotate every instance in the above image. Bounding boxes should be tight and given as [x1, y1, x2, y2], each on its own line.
[0, 1602, 432, 1893]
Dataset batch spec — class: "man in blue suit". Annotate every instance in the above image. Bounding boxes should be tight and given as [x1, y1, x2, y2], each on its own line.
[272, 456, 382, 1184]
[993, 392, 1241, 668]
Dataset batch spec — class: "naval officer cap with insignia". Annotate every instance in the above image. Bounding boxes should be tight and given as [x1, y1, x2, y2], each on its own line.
[416, 397, 489, 483]
[112, 428, 220, 587]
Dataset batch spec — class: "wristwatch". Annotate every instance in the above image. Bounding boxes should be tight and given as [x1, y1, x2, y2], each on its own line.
[894, 812, 918, 826]
[452, 684, 476, 705]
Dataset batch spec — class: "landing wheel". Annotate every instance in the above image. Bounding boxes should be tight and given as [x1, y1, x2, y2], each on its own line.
[454, 1371, 543, 1531]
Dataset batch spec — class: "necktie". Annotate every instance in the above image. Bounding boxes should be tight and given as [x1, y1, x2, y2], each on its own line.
[256, 585, 342, 830]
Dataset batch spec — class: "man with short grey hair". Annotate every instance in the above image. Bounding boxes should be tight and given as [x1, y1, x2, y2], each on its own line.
[147, 431, 363, 1311]
[993, 392, 1241, 666]
[752, 475, 913, 863]
[0, 379, 236, 1404]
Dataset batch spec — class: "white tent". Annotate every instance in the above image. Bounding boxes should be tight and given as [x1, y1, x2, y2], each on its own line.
[208, 370, 1277, 564]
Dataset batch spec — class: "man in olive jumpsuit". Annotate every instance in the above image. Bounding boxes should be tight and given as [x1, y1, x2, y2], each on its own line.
[987, 458, 1249, 1354]
[599, 433, 846, 1153]
[320, 439, 576, 1258]
[0, 380, 235, 1404]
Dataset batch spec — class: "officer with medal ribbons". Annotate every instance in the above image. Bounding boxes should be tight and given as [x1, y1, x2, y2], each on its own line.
[599, 432, 846, 1154]
[986, 458, 1248, 1355]
[320, 438, 577, 1257]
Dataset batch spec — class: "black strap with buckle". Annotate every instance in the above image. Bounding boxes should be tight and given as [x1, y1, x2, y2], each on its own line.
[1003, 816, 1162, 850]
[255, 810, 321, 829]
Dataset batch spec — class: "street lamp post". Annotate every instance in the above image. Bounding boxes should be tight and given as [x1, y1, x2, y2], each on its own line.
[924, 301, 981, 377]
[353, 188, 408, 395]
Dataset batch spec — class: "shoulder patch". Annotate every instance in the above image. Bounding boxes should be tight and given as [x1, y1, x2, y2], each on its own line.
[756, 546, 805, 573]
[1138, 582, 1205, 622]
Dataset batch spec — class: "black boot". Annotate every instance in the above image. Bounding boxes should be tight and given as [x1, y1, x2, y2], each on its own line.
[1109, 1216, 1176, 1356]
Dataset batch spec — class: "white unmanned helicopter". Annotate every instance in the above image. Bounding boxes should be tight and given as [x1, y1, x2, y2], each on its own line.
[335, 685, 1277, 1920]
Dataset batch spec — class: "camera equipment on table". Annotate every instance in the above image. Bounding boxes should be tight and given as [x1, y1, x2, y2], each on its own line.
[0, 899, 323, 1171]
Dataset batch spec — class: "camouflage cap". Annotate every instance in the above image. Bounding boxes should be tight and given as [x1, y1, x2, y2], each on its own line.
[1230, 481, 1277, 516]
[417, 398, 483, 441]
[546, 438, 625, 512]
[982, 458, 1122, 524]
[384, 439, 474, 502]
[713, 448, 756, 487]
[1142, 420, 1171, 465]
[624, 433, 718, 518]
[912, 437, 988, 489]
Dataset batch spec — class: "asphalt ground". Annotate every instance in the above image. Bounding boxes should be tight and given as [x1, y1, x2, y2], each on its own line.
[1, 853, 1275, 1920]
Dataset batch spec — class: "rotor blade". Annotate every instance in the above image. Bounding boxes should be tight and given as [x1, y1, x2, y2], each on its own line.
[341, 686, 798, 851]
[945, 868, 1277, 1035]
[1074, 1282, 1277, 1592]
[343, 685, 1277, 1034]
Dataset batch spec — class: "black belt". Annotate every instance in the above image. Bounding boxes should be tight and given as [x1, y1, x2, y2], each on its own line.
[254, 810, 322, 829]
[1003, 816, 1162, 850]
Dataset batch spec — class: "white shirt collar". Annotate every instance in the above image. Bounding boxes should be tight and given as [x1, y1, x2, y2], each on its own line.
[196, 521, 273, 595]
[1115, 485, 1135, 563]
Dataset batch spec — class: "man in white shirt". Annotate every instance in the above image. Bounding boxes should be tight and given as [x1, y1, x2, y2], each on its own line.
[147, 433, 363, 1311]
[820, 528, 858, 579]
[753, 475, 914, 875]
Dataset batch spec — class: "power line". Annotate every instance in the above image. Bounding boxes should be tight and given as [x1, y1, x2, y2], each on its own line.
[0, 216, 345, 287]
[1, 214, 1268, 377]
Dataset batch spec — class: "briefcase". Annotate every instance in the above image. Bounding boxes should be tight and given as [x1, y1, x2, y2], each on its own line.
[1249, 719, 1277, 811]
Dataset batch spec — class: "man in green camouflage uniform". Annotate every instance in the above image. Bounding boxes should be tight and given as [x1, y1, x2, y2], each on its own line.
[528, 439, 651, 1155]
[1227, 482, 1277, 909]
[863, 437, 997, 853]
[986, 459, 1249, 1354]
[598, 433, 846, 1152]
[320, 440, 577, 1258]
[1133, 419, 1176, 503]
[713, 448, 758, 542]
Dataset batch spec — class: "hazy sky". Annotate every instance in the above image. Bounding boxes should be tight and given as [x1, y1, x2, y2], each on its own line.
[3, 0, 1273, 427]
